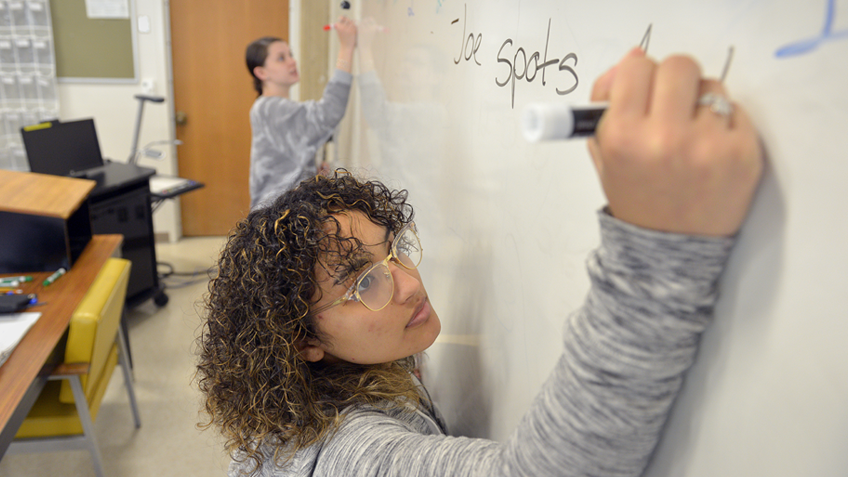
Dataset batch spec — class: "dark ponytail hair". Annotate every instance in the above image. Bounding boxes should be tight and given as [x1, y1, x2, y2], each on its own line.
[245, 36, 284, 95]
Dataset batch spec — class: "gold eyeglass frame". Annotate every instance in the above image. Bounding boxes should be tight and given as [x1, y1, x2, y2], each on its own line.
[310, 221, 422, 315]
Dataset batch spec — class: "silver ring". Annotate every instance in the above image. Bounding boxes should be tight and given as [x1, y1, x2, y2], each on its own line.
[698, 93, 733, 118]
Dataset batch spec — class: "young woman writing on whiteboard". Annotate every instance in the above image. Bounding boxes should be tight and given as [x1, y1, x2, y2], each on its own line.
[198, 47, 763, 476]
[245, 16, 356, 211]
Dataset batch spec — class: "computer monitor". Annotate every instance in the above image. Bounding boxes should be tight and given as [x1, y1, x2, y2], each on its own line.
[22, 118, 105, 177]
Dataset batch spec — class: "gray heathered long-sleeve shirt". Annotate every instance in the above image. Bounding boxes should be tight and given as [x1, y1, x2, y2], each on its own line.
[229, 211, 735, 476]
[249, 70, 352, 210]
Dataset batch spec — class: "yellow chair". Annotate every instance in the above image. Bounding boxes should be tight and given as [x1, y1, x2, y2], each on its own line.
[9, 258, 141, 477]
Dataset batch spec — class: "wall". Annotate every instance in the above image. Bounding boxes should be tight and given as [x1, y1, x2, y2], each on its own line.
[56, 0, 178, 241]
[348, 1, 848, 476]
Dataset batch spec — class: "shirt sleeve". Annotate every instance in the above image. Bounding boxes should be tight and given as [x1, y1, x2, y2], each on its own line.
[254, 69, 353, 151]
[312, 210, 736, 477]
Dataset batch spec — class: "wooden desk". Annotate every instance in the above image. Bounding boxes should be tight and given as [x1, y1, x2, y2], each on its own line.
[0, 234, 123, 458]
[0, 169, 95, 274]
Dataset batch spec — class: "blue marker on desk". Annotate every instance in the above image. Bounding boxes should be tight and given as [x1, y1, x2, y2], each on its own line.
[522, 103, 607, 142]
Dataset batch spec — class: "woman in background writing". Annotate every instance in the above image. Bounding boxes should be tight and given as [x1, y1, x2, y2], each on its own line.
[245, 16, 356, 211]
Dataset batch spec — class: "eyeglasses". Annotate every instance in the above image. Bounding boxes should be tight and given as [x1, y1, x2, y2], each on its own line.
[311, 222, 423, 314]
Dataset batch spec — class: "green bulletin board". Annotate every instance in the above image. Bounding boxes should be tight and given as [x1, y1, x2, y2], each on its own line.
[49, 0, 136, 81]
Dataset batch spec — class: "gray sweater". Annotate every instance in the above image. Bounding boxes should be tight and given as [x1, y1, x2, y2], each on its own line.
[229, 211, 735, 476]
[249, 70, 352, 210]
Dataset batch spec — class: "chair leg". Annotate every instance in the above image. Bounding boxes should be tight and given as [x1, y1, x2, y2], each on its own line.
[120, 306, 134, 373]
[68, 375, 106, 477]
[116, 332, 142, 429]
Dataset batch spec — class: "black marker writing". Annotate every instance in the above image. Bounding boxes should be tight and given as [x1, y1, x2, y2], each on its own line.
[555, 53, 579, 96]
[453, 4, 482, 65]
[640, 24, 652, 52]
[495, 19, 578, 108]
[541, 18, 552, 85]
[450, 8, 580, 108]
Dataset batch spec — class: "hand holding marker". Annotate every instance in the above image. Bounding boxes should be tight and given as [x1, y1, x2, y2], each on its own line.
[323, 0, 351, 26]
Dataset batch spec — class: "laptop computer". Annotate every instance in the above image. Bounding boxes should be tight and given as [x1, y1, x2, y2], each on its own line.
[22, 118, 105, 178]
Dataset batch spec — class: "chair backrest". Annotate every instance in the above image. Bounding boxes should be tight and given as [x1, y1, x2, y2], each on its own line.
[59, 258, 131, 403]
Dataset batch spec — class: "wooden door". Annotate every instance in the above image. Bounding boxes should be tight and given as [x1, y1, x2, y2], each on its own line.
[169, 0, 289, 235]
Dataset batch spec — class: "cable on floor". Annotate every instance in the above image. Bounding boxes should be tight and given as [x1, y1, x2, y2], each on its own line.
[157, 262, 217, 289]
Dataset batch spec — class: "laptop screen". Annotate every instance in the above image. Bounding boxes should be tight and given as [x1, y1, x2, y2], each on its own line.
[22, 118, 105, 177]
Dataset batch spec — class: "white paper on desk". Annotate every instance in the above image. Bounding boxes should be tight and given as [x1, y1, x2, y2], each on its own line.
[0, 312, 41, 368]
[149, 175, 193, 194]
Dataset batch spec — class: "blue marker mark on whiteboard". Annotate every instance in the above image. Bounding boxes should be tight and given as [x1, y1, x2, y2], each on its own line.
[776, 0, 848, 57]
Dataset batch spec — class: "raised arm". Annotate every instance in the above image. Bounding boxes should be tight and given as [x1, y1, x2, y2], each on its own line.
[309, 48, 764, 477]
[332, 16, 356, 73]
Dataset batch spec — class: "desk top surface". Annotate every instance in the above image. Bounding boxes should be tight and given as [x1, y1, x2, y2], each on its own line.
[0, 234, 123, 432]
[78, 162, 156, 198]
[0, 169, 96, 219]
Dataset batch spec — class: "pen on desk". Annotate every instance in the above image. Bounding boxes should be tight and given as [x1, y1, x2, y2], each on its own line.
[43, 268, 66, 287]
[522, 103, 608, 142]
[0, 275, 32, 284]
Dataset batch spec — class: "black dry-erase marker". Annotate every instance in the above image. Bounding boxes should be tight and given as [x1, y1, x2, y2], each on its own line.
[521, 103, 608, 142]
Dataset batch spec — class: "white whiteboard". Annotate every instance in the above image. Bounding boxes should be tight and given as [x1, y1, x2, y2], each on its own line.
[347, 1, 848, 475]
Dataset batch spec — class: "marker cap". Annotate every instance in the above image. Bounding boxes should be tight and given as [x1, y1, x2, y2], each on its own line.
[522, 104, 574, 142]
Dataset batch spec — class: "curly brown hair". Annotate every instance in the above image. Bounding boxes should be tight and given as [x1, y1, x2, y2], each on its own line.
[196, 171, 423, 473]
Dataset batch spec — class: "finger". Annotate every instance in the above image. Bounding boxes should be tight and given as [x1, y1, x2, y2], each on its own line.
[695, 79, 734, 127]
[590, 65, 617, 103]
[727, 104, 763, 167]
[608, 48, 654, 117]
[591, 47, 644, 102]
[586, 136, 604, 177]
[650, 55, 701, 122]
